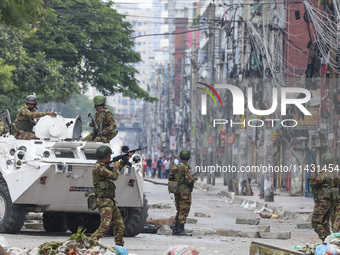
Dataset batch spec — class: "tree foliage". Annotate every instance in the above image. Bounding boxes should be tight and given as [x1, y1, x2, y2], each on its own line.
[0, 24, 78, 120]
[0, 0, 45, 28]
[25, 0, 157, 102]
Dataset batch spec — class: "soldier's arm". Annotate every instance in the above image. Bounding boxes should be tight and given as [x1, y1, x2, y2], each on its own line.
[0, 121, 4, 135]
[98, 165, 119, 181]
[184, 165, 197, 184]
[22, 107, 55, 119]
[101, 111, 117, 135]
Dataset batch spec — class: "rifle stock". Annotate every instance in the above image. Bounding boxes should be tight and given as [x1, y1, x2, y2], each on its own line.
[88, 112, 104, 142]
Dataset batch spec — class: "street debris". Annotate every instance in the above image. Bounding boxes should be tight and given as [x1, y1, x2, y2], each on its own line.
[235, 218, 260, 225]
[164, 245, 199, 255]
[148, 203, 172, 209]
[146, 217, 174, 227]
[290, 233, 340, 254]
[194, 212, 210, 218]
[240, 201, 257, 211]
[0, 228, 131, 255]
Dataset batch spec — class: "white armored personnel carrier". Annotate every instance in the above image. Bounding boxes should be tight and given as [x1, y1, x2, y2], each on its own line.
[0, 110, 148, 237]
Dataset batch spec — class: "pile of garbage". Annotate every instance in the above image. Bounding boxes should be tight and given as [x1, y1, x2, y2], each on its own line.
[291, 233, 340, 254]
[0, 228, 129, 255]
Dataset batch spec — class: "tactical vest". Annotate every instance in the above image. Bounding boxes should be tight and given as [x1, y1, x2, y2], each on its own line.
[15, 118, 35, 132]
[172, 163, 189, 188]
[96, 109, 110, 131]
[93, 162, 116, 199]
[96, 180, 116, 199]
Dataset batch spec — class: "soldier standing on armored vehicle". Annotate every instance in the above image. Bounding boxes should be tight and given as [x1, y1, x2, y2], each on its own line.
[90, 145, 133, 246]
[0, 119, 4, 135]
[83, 95, 118, 143]
[168, 149, 197, 236]
[14, 95, 57, 140]
[311, 153, 338, 243]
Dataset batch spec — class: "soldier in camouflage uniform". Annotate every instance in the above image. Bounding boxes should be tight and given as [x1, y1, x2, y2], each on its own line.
[83, 95, 118, 143]
[311, 153, 337, 242]
[90, 145, 133, 246]
[0, 119, 5, 136]
[331, 155, 340, 233]
[168, 149, 197, 236]
[14, 95, 57, 140]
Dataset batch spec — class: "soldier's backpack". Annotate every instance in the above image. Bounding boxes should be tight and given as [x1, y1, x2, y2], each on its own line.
[168, 181, 179, 194]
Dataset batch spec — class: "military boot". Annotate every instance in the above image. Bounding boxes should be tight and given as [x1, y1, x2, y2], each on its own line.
[177, 224, 192, 236]
[172, 222, 179, 235]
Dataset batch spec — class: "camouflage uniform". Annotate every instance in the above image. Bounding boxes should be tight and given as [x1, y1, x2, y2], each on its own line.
[168, 162, 196, 225]
[90, 160, 125, 246]
[331, 166, 340, 232]
[83, 108, 118, 143]
[311, 168, 337, 240]
[14, 106, 50, 140]
[0, 119, 5, 135]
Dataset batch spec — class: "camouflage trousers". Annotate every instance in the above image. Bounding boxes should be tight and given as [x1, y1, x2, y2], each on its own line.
[90, 198, 125, 246]
[15, 130, 38, 140]
[332, 200, 340, 233]
[83, 133, 112, 143]
[312, 199, 332, 239]
[174, 191, 192, 224]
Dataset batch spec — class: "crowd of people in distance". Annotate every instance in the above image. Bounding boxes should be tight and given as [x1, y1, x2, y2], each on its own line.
[142, 155, 180, 179]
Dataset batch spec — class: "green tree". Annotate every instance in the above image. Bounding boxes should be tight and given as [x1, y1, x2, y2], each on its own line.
[0, 0, 45, 28]
[25, 0, 157, 102]
[0, 24, 78, 120]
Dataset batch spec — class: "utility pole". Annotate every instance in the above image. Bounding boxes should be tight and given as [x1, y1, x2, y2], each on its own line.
[207, 2, 215, 185]
[327, 0, 337, 157]
[191, 23, 197, 172]
[263, 0, 274, 202]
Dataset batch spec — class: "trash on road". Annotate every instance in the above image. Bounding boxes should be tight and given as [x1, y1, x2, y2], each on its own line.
[164, 245, 199, 255]
[0, 228, 136, 255]
[194, 212, 210, 218]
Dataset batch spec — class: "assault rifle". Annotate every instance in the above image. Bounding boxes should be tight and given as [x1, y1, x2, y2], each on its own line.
[88, 112, 104, 142]
[107, 146, 147, 167]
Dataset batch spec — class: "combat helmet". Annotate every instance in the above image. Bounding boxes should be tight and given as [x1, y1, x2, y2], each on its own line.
[179, 149, 190, 160]
[93, 95, 106, 106]
[96, 145, 112, 159]
[25, 95, 38, 105]
[321, 153, 334, 166]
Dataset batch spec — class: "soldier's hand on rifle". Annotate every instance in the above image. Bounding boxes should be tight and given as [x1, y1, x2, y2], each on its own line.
[89, 121, 93, 127]
[114, 161, 120, 168]
[127, 152, 134, 159]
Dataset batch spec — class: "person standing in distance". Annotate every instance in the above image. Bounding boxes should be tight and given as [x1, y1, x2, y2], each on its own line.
[14, 95, 56, 140]
[90, 145, 133, 246]
[168, 149, 197, 236]
[83, 95, 118, 143]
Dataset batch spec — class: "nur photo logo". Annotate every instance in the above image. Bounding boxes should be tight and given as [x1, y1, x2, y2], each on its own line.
[198, 82, 312, 128]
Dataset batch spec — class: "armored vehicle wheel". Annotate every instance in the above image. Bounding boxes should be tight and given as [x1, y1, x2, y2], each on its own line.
[43, 212, 68, 232]
[120, 194, 148, 237]
[66, 213, 100, 233]
[0, 178, 26, 234]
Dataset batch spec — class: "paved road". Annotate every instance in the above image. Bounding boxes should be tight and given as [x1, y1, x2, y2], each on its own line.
[1, 180, 318, 255]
